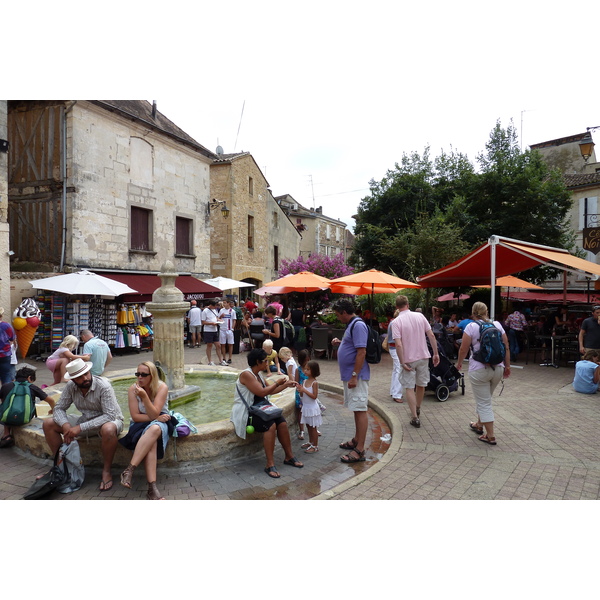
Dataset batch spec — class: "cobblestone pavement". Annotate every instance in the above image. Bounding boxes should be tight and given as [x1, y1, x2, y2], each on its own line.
[1, 345, 598, 500]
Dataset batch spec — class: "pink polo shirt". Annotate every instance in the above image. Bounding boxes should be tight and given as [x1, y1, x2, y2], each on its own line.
[391, 310, 432, 364]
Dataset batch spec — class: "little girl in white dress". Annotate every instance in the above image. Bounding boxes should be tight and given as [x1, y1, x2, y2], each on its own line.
[297, 360, 322, 453]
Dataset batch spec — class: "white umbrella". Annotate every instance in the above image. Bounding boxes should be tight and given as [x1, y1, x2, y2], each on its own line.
[29, 270, 138, 297]
[201, 276, 254, 291]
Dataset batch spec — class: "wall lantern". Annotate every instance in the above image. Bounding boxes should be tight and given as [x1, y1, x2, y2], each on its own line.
[209, 198, 230, 218]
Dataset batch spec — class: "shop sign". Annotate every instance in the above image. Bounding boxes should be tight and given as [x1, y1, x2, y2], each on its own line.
[583, 227, 600, 255]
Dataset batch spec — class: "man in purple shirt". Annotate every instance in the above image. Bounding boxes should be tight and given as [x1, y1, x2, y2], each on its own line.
[332, 300, 369, 463]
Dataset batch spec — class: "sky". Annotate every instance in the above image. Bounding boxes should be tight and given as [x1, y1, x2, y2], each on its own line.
[6, 0, 597, 572]
[9, 1, 600, 234]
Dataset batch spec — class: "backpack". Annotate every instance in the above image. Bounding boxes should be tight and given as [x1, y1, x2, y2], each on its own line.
[471, 321, 506, 366]
[0, 381, 36, 426]
[273, 318, 294, 349]
[348, 318, 382, 364]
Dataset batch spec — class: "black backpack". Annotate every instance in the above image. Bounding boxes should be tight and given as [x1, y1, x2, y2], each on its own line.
[471, 321, 506, 366]
[348, 318, 382, 364]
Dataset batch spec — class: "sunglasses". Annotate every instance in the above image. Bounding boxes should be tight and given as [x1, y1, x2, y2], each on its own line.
[135, 372, 150, 377]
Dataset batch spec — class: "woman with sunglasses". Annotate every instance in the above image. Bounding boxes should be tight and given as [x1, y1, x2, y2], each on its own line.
[119, 361, 171, 499]
[232, 348, 303, 478]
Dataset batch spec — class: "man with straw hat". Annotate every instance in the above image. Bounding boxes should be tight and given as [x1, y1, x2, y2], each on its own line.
[42, 358, 124, 492]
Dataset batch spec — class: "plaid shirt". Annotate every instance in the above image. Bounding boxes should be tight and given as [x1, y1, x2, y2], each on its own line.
[53, 376, 123, 433]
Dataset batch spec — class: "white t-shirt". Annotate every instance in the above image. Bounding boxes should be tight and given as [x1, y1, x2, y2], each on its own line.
[188, 306, 202, 327]
[464, 320, 506, 371]
[218, 307, 235, 331]
[202, 307, 219, 332]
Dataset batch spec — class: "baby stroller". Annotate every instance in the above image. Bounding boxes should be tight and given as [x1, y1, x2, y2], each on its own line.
[426, 337, 465, 402]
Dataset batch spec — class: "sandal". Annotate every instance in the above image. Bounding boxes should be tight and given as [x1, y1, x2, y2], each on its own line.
[304, 444, 319, 453]
[300, 442, 312, 449]
[264, 466, 281, 478]
[283, 457, 304, 468]
[120, 463, 136, 489]
[298, 431, 305, 440]
[0, 435, 15, 448]
[478, 435, 497, 445]
[147, 482, 165, 500]
[469, 422, 484, 435]
[341, 449, 366, 463]
[339, 438, 357, 450]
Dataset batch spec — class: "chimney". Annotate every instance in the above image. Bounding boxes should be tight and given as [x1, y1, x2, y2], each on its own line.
[151, 100, 157, 119]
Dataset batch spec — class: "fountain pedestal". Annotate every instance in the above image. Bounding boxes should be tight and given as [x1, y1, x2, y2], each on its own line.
[146, 261, 198, 400]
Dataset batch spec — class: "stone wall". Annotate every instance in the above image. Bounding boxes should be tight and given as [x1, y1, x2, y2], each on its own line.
[67, 102, 212, 275]
[0, 102, 10, 313]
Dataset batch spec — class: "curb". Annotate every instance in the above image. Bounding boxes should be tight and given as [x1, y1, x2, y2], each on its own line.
[312, 381, 403, 500]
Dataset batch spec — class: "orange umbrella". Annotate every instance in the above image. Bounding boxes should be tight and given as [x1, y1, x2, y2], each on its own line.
[263, 271, 331, 293]
[475, 276, 543, 289]
[329, 269, 420, 295]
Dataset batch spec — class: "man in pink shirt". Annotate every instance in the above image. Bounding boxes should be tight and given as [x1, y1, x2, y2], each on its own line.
[391, 295, 439, 428]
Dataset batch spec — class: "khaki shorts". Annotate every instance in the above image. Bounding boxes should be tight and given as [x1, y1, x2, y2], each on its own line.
[342, 379, 369, 412]
[399, 358, 430, 389]
[67, 414, 124, 438]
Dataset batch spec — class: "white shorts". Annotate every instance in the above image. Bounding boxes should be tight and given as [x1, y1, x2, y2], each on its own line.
[219, 329, 234, 345]
[342, 379, 369, 412]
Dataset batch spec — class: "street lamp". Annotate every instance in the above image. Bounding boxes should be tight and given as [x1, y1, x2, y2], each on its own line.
[579, 126, 600, 163]
[209, 198, 230, 218]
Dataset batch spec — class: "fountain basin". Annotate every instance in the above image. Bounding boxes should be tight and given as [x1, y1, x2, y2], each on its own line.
[13, 365, 297, 469]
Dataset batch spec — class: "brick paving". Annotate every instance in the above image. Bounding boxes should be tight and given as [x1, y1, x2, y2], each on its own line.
[1, 345, 598, 500]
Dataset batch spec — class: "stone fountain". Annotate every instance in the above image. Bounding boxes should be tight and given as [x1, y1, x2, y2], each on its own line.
[146, 261, 200, 402]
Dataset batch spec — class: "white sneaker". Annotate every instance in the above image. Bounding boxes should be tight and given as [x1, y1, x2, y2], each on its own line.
[220, 360, 228, 366]
[207, 361, 215, 366]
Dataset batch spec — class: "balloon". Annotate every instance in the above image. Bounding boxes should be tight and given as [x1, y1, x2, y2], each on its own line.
[246, 425, 255, 434]
[26, 316, 41, 327]
[12, 317, 27, 330]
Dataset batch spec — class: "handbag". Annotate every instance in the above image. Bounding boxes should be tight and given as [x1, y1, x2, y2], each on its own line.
[235, 384, 283, 423]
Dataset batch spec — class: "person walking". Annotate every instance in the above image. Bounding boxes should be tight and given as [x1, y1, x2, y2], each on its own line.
[331, 299, 369, 463]
[505, 308, 527, 361]
[391, 295, 439, 428]
[187, 300, 203, 348]
[456, 301, 510, 445]
[387, 309, 403, 403]
[202, 299, 225, 366]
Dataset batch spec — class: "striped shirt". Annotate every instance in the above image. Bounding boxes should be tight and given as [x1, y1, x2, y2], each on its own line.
[53, 376, 124, 433]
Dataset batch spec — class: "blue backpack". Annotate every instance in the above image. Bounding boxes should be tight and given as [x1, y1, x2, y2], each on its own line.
[472, 321, 505, 366]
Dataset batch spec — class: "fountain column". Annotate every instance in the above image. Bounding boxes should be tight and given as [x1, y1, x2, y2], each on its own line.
[146, 261, 189, 392]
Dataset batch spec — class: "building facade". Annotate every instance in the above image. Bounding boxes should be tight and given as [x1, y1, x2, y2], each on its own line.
[7, 100, 216, 306]
[209, 152, 300, 289]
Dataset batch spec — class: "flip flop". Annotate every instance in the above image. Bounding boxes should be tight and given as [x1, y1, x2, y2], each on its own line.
[283, 457, 304, 468]
[99, 480, 113, 492]
[264, 466, 280, 478]
[0, 435, 15, 448]
[393, 398, 403, 403]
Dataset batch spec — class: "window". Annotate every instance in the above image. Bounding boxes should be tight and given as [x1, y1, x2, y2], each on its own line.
[248, 215, 254, 249]
[130, 137, 154, 187]
[274, 245, 279, 271]
[273, 211, 278, 228]
[131, 206, 152, 251]
[326, 224, 331, 239]
[249, 177, 254, 195]
[336, 226, 341, 242]
[175, 216, 193, 255]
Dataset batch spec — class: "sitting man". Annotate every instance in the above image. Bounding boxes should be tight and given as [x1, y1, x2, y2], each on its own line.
[42, 358, 124, 491]
[572, 349, 600, 394]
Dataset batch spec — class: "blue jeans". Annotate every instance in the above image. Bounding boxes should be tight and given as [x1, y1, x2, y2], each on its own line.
[508, 329, 522, 356]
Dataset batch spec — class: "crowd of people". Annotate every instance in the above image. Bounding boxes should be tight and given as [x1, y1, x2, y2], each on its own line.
[3, 292, 598, 497]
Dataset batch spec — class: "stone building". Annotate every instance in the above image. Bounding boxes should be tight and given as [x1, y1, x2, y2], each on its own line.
[210, 151, 300, 289]
[276, 194, 349, 259]
[531, 131, 600, 293]
[7, 100, 217, 305]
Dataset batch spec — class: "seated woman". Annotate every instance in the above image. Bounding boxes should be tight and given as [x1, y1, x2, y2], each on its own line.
[231, 348, 303, 478]
[119, 361, 172, 500]
[46, 335, 90, 384]
[572, 349, 600, 394]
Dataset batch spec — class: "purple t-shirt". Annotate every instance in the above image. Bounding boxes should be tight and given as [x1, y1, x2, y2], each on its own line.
[337, 317, 370, 381]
